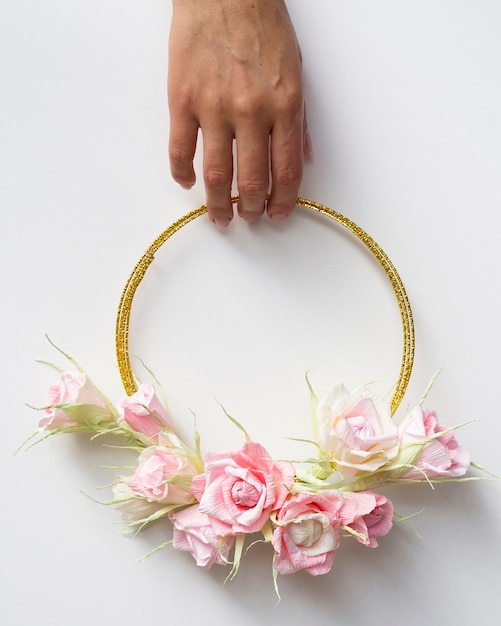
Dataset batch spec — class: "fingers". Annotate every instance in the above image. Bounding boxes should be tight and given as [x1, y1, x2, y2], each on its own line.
[168, 0, 306, 227]
[202, 126, 234, 227]
[235, 127, 271, 222]
[267, 111, 304, 222]
[169, 113, 199, 190]
[169, 109, 307, 227]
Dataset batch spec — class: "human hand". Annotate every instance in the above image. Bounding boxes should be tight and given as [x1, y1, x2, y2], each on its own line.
[168, 0, 310, 226]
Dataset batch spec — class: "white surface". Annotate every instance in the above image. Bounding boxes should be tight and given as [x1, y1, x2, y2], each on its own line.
[2, 1, 500, 624]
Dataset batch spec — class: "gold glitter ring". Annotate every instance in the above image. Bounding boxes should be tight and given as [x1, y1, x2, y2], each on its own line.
[116, 197, 415, 415]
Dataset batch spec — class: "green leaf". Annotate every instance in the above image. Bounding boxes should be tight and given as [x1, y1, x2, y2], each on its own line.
[225, 535, 245, 583]
[470, 461, 499, 479]
[261, 520, 273, 543]
[138, 540, 173, 562]
[45, 335, 85, 372]
[284, 436, 322, 450]
[272, 568, 281, 604]
[132, 355, 171, 415]
[341, 524, 368, 542]
[62, 403, 115, 427]
[189, 409, 204, 472]
[128, 504, 181, 533]
[14, 430, 40, 455]
[393, 509, 425, 539]
[419, 368, 443, 404]
[166, 474, 194, 489]
[217, 402, 251, 443]
[305, 370, 318, 441]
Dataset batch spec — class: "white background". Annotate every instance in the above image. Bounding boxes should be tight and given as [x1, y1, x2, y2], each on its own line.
[2, 1, 500, 624]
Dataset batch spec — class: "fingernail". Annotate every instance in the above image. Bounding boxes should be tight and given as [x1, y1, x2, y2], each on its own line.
[304, 130, 313, 156]
[181, 183, 194, 190]
[269, 213, 288, 224]
[215, 217, 231, 227]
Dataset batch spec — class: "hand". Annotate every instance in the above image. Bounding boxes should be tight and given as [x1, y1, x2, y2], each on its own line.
[168, 0, 310, 226]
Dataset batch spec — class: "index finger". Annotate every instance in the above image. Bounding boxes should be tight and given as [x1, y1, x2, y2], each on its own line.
[169, 111, 199, 190]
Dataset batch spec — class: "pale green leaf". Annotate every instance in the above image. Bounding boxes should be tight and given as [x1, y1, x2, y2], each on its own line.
[305, 370, 318, 441]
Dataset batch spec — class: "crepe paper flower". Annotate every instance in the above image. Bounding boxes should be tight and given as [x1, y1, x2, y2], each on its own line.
[271, 491, 343, 576]
[117, 384, 175, 443]
[39, 370, 117, 432]
[397, 406, 470, 480]
[317, 383, 399, 477]
[126, 437, 199, 506]
[339, 491, 394, 548]
[112, 481, 169, 526]
[170, 505, 235, 569]
[27, 352, 483, 592]
[197, 442, 295, 536]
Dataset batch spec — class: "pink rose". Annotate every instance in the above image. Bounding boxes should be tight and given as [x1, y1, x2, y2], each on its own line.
[398, 406, 470, 479]
[127, 437, 198, 505]
[198, 442, 295, 536]
[40, 371, 113, 431]
[118, 384, 174, 442]
[317, 384, 399, 476]
[340, 491, 394, 548]
[271, 491, 342, 576]
[170, 505, 234, 569]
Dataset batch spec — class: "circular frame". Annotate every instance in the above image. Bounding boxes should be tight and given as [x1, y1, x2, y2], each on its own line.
[116, 198, 415, 414]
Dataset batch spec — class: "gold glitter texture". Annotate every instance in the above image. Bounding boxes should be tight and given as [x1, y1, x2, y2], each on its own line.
[116, 198, 415, 415]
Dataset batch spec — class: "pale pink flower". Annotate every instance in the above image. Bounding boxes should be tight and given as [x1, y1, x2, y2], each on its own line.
[410, 439, 469, 479]
[190, 473, 207, 501]
[40, 370, 113, 431]
[340, 491, 394, 548]
[317, 384, 399, 476]
[198, 442, 295, 536]
[118, 384, 174, 442]
[272, 491, 342, 576]
[112, 481, 167, 524]
[127, 437, 198, 505]
[398, 406, 470, 479]
[170, 505, 234, 569]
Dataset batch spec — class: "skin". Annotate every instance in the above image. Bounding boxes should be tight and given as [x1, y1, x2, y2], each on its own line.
[169, 0, 310, 226]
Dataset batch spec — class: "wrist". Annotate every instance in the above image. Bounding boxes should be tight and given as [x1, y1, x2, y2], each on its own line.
[172, 0, 285, 7]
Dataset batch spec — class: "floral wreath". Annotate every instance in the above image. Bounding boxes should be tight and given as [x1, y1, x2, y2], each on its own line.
[26, 198, 483, 597]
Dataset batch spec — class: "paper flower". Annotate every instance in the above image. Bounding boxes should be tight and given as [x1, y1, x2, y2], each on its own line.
[317, 383, 399, 477]
[271, 491, 342, 576]
[26, 354, 480, 594]
[117, 384, 175, 443]
[397, 406, 471, 479]
[196, 442, 295, 536]
[39, 370, 116, 432]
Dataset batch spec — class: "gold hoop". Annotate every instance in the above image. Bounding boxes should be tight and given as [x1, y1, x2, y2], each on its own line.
[116, 197, 415, 415]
